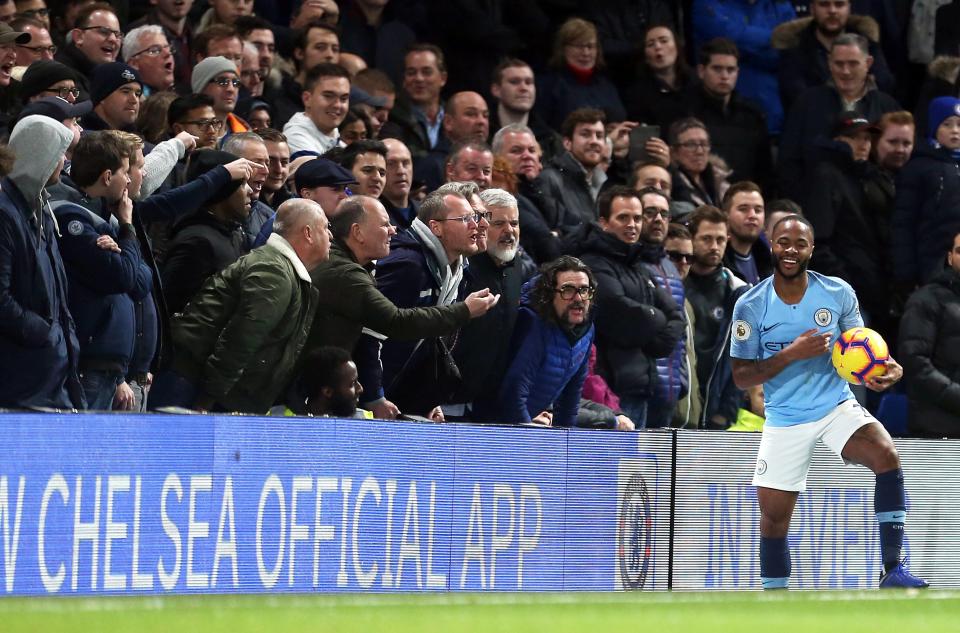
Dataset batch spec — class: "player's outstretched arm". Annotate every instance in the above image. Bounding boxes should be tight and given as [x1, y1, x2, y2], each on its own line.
[732, 328, 832, 389]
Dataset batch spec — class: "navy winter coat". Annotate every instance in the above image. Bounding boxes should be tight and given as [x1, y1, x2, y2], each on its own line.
[892, 142, 960, 286]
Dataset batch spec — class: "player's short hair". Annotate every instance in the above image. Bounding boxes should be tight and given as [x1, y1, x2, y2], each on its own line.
[771, 213, 816, 240]
[687, 205, 727, 237]
[722, 181, 763, 211]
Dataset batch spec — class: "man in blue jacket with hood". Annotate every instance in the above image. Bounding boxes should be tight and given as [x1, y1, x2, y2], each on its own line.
[0, 115, 85, 409]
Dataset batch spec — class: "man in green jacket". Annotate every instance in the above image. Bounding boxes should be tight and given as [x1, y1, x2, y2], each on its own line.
[305, 195, 499, 417]
[162, 198, 331, 413]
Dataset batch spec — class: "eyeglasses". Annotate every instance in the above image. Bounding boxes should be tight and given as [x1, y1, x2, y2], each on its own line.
[435, 213, 480, 226]
[79, 26, 124, 41]
[43, 86, 80, 99]
[566, 42, 597, 52]
[210, 77, 241, 88]
[240, 68, 266, 82]
[676, 141, 710, 151]
[17, 43, 58, 56]
[327, 185, 352, 195]
[17, 7, 49, 18]
[128, 43, 175, 58]
[555, 285, 595, 300]
[181, 118, 223, 130]
[642, 207, 670, 220]
[666, 251, 694, 264]
[473, 210, 492, 222]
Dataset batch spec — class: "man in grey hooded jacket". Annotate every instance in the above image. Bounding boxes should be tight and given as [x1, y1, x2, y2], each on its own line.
[0, 115, 85, 409]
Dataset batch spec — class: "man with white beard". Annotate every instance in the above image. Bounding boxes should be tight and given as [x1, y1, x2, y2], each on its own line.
[452, 188, 525, 422]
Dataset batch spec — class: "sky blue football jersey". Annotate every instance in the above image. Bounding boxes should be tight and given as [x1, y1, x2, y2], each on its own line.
[729, 271, 863, 427]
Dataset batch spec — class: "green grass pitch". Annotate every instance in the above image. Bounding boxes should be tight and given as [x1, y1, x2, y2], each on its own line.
[2, 590, 959, 633]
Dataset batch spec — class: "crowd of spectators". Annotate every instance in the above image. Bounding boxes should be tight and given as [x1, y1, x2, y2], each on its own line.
[1, 0, 960, 438]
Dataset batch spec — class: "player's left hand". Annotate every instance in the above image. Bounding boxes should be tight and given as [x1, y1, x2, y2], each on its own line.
[865, 357, 903, 392]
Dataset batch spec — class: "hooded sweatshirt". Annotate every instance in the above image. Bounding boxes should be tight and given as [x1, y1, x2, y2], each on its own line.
[0, 116, 83, 409]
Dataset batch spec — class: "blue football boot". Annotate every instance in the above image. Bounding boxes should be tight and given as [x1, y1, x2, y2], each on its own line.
[879, 560, 929, 589]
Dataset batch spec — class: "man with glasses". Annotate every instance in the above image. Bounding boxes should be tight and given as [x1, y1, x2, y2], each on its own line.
[56, 3, 122, 96]
[669, 117, 727, 209]
[663, 222, 702, 428]
[11, 16, 52, 66]
[579, 186, 684, 429]
[128, 0, 194, 88]
[14, 0, 49, 29]
[169, 93, 220, 151]
[499, 255, 597, 427]
[636, 185, 690, 428]
[192, 55, 249, 139]
[355, 189, 491, 419]
[123, 25, 177, 95]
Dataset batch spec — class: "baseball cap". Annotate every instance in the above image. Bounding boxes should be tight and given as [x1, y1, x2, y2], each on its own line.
[294, 158, 357, 191]
[90, 62, 142, 106]
[831, 111, 879, 138]
[0, 23, 30, 45]
[18, 96, 93, 124]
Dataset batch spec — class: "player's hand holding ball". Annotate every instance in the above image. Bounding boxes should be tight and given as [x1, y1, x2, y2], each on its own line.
[831, 327, 902, 391]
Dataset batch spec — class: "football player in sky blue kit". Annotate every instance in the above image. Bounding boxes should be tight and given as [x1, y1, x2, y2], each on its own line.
[730, 215, 928, 589]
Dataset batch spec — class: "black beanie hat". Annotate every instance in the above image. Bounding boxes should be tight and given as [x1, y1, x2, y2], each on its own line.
[187, 149, 244, 204]
[19, 61, 78, 103]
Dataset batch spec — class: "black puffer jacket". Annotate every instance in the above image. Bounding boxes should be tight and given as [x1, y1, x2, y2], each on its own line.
[579, 225, 684, 399]
[899, 268, 960, 438]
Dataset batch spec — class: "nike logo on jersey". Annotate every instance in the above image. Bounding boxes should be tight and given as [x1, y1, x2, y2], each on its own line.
[760, 323, 783, 334]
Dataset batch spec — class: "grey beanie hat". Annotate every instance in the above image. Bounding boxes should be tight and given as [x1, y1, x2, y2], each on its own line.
[190, 56, 238, 94]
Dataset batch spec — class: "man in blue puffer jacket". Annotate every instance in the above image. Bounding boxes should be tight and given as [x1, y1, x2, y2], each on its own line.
[637, 187, 689, 428]
[499, 256, 596, 427]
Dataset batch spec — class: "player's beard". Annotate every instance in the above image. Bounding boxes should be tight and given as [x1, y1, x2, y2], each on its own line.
[773, 251, 809, 279]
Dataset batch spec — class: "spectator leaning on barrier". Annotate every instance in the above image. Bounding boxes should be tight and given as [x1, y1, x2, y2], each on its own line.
[453, 188, 525, 423]
[499, 255, 596, 428]
[580, 186, 684, 429]
[0, 114, 85, 410]
[159, 199, 328, 414]
[354, 189, 497, 419]
[52, 131, 152, 411]
[286, 346, 372, 419]
[302, 195, 496, 412]
[899, 231, 960, 438]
